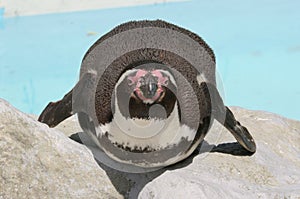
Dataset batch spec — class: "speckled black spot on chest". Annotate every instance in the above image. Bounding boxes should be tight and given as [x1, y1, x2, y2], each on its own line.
[113, 142, 157, 153]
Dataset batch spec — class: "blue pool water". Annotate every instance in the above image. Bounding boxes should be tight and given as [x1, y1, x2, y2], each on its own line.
[0, 0, 300, 120]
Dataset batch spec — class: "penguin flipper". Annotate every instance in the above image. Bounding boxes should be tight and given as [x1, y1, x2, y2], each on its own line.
[205, 82, 256, 153]
[222, 107, 256, 153]
[38, 89, 74, 127]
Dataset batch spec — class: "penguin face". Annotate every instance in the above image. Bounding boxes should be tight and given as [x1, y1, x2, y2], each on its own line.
[115, 63, 178, 121]
[127, 69, 169, 104]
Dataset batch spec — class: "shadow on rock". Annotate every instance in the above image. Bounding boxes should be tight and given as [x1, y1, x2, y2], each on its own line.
[69, 133, 254, 198]
[211, 142, 255, 156]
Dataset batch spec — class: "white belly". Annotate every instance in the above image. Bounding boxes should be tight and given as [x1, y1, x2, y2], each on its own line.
[96, 101, 196, 151]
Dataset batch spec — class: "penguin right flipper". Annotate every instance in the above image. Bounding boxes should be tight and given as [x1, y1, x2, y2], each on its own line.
[204, 82, 256, 153]
[38, 89, 74, 127]
[38, 72, 97, 128]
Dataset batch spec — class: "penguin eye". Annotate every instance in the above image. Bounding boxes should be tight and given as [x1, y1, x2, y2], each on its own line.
[127, 79, 134, 85]
[139, 77, 146, 85]
[163, 79, 169, 86]
[127, 78, 134, 86]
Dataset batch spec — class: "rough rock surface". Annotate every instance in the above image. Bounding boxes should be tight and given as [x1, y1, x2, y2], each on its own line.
[1, 98, 300, 198]
[0, 99, 122, 199]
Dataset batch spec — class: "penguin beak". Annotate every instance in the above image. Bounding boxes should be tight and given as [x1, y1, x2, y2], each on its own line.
[140, 82, 158, 99]
[135, 73, 163, 104]
[127, 69, 169, 104]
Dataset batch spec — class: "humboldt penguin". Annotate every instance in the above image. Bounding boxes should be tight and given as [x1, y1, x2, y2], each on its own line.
[38, 20, 256, 170]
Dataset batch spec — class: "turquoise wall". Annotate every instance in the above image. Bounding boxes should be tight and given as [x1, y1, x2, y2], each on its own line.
[0, 0, 299, 120]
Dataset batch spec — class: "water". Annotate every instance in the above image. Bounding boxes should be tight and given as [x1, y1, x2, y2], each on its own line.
[0, 0, 299, 120]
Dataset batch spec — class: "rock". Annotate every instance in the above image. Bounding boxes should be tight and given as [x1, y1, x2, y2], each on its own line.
[57, 108, 300, 199]
[137, 107, 300, 198]
[0, 99, 122, 199]
[1, 98, 300, 198]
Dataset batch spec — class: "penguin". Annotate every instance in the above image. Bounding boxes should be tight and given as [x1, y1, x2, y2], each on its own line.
[38, 20, 256, 169]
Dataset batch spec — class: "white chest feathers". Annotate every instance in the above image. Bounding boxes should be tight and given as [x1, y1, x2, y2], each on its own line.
[95, 100, 196, 152]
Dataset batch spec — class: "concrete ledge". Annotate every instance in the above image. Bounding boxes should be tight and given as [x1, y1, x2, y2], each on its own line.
[0, 0, 185, 17]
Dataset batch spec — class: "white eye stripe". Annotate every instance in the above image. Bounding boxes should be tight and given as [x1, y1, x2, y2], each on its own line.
[155, 70, 177, 86]
[117, 68, 178, 88]
[196, 73, 207, 85]
[116, 69, 140, 87]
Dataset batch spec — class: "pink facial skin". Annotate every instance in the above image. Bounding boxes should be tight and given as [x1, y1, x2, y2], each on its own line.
[127, 69, 169, 104]
[152, 70, 169, 86]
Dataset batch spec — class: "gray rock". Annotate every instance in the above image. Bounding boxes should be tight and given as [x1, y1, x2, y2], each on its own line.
[137, 107, 300, 199]
[1, 98, 300, 199]
[0, 99, 122, 199]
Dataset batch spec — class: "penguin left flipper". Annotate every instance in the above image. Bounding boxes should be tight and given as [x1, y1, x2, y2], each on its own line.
[204, 82, 256, 153]
[223, 107, 256, 153]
